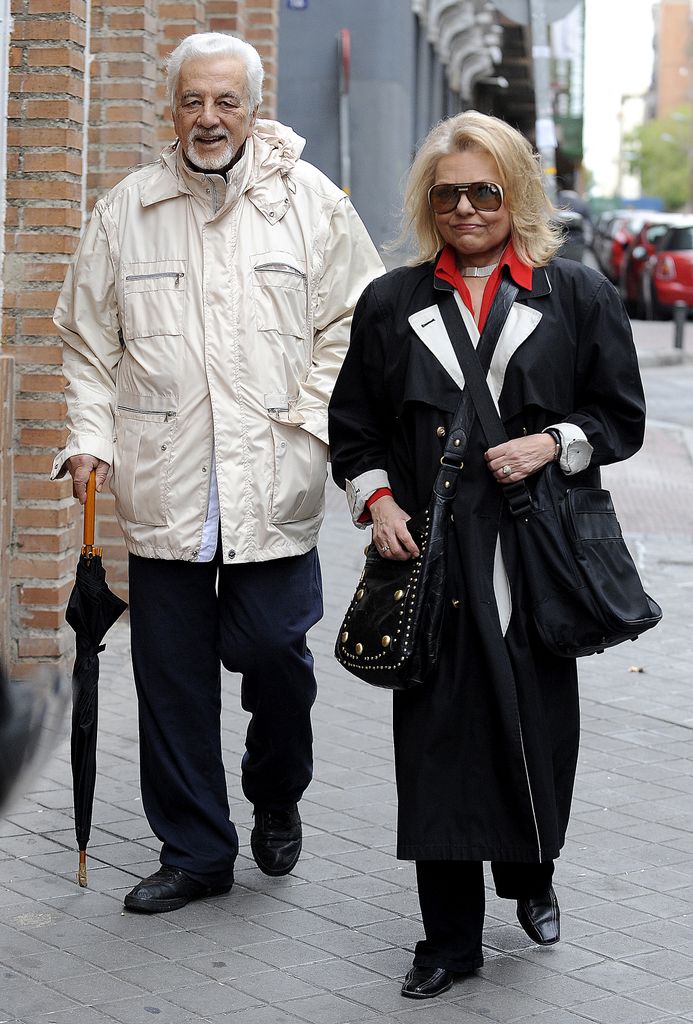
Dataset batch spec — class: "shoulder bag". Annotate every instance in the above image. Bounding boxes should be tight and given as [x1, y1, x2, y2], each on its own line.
[438, 286, 662, 658]
[334, 277, 519, 688]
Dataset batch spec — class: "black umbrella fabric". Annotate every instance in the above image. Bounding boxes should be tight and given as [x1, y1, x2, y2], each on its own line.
[66, 471, 127, 886]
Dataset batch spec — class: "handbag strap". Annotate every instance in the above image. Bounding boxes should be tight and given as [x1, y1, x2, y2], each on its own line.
[438, 275, 533, 516]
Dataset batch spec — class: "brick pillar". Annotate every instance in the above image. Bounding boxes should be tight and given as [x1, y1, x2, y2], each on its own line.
[0, 355, 14, 667]
[5, 0, 88, 673]
[86, 0, 161, 601]
[156, 2, 207, 147]
[242, 0, 279, 118]
[204, 0, 278, 118]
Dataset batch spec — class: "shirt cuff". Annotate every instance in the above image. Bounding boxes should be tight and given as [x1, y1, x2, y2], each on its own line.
[543, 422, 593, 475]
[345, 469, 391, 526]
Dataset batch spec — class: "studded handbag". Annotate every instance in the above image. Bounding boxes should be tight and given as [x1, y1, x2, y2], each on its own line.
[334, 277, 520, 689]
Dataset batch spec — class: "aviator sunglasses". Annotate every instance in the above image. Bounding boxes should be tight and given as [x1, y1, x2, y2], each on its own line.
[427, 180, 504, 214]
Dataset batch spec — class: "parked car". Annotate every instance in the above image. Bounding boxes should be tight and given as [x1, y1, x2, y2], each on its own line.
[641, 217, 693, 319]
[619, 216, 680, 318]
[595, 210, 662, 283]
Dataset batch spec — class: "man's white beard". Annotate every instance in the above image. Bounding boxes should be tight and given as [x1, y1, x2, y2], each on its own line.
[185, 132, 236, 171]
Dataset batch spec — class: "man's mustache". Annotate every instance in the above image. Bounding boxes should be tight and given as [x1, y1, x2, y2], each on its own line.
[190, 129, 230, 142]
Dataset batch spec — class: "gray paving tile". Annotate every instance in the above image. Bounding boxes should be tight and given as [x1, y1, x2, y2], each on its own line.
[573, 993, 674, 1023]
[276, 992, 381, 1023]
[230, 967, 324, 1002]
[569, 958, 658, 993]
[240, 937, 334, 969]
[154, 980, 261, 1015]
[49, 968, 146, 1003]
[208, 1007, 313, 1024]
[624, 948, 693, 980]
[288, 956, 384, 990]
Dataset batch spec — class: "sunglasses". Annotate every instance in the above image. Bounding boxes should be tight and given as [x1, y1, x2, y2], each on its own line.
[428, 181, 504, 214]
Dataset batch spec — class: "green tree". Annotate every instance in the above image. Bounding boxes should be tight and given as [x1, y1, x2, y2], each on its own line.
[625, 106, 691, 210]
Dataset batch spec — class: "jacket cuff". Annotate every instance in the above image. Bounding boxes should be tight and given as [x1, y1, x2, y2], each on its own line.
[51, 435, 113, 480]
[287, 405, 328, 446]
[346, 469, 391, 526]
[543, 422, 593, 475]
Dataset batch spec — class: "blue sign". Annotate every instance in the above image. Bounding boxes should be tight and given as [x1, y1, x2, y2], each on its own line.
[287, 0, 308, 8]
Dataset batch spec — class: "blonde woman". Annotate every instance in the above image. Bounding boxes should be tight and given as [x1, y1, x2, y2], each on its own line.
[328, 111, 645, 999]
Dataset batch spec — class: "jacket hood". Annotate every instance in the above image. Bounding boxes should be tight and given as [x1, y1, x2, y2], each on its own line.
[252, 118, 306, 177]
[143, 120, 306, 214]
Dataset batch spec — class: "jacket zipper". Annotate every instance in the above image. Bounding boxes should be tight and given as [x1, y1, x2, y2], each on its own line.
[116, 405, 176, 421]
[255, 262, 306, 277]
[125, 272, 185, 286]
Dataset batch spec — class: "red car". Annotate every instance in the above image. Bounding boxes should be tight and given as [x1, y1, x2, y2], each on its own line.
[599, 210, 662, 284]
[620, 218, 677, 318]
[642, 218, 693, 319]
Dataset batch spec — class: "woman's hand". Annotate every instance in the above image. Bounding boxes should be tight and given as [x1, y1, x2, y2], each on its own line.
[485, 433, 557, 484]
[369, 495, 420, 560]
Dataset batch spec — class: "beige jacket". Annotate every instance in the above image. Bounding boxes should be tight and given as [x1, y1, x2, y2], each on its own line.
[52, 121, 383, 563]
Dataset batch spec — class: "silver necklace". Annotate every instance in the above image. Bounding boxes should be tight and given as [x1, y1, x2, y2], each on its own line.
[458, 262, 498, 278]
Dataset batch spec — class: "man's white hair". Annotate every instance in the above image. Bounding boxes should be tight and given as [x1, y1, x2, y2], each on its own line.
[166, 32, 264, 111]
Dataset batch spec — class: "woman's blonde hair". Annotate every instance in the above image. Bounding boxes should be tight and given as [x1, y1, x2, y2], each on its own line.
[402, 110, 563, 267]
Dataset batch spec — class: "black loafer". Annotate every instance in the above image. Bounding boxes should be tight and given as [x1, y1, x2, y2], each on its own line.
[251, 804, 302, 876]
[401, 965, 455, 999]
[124, 866, 232, 914]
[517, 886, 560, 945]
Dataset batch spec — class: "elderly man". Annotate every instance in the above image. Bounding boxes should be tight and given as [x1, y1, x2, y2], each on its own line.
[52, 32, 383, 913]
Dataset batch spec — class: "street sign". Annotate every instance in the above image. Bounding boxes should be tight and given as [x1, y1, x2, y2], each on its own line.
[490, 0, 580, 23]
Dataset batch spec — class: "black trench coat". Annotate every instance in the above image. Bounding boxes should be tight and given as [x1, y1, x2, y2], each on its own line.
[328, 257, 646, 864]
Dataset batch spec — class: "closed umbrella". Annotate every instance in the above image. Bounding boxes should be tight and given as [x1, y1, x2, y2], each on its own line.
[66, 470, 127, 886]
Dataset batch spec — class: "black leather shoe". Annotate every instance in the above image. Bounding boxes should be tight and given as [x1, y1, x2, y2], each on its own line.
[517, 886, 560, 945]
[251, 804, 302, 876]
[401, 965, 455, 999]
[124, 866, 232, 914]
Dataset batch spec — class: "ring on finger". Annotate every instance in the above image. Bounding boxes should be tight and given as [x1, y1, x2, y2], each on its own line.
[381, 543, 390, 553]
[501, 464, 512, 476]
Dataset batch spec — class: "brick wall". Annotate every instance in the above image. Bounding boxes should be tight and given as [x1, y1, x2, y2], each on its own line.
[1, 0, 280, 674]
[656, 0, 692, 118]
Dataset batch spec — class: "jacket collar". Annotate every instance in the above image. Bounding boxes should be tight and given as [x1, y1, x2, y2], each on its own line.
[138, 119, 306, 224]
[433, 256, 551, 300]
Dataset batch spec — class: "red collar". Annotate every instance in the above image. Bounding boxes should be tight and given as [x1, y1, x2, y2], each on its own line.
[435, 241, 532, 293]
[434, 242, 532, 331]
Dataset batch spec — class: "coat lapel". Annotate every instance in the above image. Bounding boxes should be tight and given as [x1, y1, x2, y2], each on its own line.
[408, 295, 543, 404]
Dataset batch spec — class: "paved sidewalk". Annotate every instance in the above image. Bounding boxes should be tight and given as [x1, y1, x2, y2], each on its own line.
[1, 333, 693, 1024]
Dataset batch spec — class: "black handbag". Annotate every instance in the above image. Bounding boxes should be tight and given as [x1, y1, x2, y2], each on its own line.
[438, 286, 663, 658]
[334, 278, 519, 688]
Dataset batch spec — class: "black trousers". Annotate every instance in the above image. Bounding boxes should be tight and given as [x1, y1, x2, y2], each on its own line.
[128, 548, 322, 887]
[414, 859, 555, 972]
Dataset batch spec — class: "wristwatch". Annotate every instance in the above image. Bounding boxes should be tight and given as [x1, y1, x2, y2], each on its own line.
[545, 428, 562, 462]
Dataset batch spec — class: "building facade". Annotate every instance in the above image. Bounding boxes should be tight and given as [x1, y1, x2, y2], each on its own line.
[278, 0, 584, 253]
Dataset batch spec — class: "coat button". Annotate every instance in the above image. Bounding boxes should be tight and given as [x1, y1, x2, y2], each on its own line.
[228, 550, 236, 560]
[436, 426, 446, 437]
[202, 466, 207, 473]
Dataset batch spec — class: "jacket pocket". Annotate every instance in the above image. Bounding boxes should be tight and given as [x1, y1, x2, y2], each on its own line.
[122, 260, 187, 339]
[112, 404, 177, 527]
[269, 420, 327, 524]
[252, 252, 307, 338]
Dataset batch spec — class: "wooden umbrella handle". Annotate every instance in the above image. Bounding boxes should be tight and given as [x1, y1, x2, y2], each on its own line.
[83, 470, 96, 549]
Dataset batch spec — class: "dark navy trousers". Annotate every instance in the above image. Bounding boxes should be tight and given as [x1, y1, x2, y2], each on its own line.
[128, 548, 322, 887]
